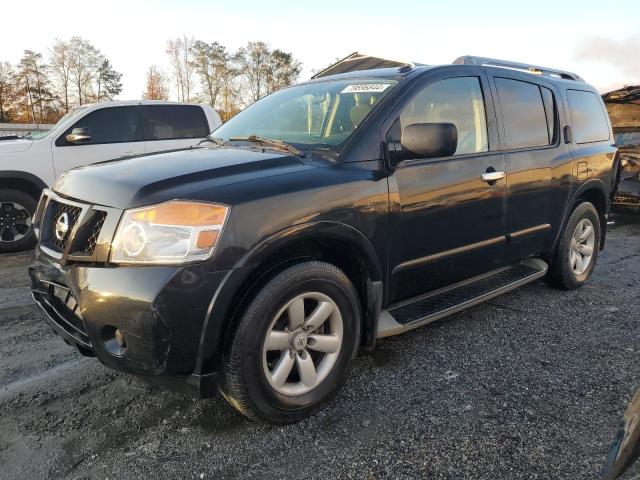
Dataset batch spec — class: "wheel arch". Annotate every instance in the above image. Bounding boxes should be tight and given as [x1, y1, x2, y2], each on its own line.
[196, 221, 385, 376]
[0, 171, 47, 200]
[552, 180, 609, 257]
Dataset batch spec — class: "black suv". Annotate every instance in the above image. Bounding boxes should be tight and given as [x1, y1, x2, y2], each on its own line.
[29, 56, 618, 424]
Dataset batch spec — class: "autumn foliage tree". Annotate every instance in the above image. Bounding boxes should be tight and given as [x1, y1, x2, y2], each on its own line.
[143, 66, 169, 100]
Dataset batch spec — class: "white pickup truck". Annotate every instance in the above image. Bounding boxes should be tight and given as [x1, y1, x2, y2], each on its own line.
[0, 100, 221, 252]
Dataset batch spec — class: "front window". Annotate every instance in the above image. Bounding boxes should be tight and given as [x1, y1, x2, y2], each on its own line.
[213, 79, 397, 150]
[398, 76, 489, 155]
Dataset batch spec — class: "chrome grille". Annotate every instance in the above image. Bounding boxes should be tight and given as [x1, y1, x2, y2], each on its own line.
[82, 211, 107, 254]
[37, 190, 114, 261]
[48, 200, 82, 252]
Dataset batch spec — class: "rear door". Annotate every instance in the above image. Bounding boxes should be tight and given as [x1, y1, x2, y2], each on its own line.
[143, 104, 211, 154]
[490, 75, 567, 261]
[52, 105, 144, 177]
[386, 69, 508, 303]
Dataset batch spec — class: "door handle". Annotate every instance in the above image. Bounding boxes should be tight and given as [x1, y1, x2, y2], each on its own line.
[121, 151, 136, 158]
[481, 171, 505, 183]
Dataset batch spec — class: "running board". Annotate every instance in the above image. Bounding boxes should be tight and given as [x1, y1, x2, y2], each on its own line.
[376, 258, 548, 338]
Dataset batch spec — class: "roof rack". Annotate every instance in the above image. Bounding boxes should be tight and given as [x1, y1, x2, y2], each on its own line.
[453, 56, 584, 82]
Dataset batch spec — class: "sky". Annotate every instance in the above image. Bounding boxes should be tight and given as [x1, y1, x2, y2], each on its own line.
[1, 0, 638, 99]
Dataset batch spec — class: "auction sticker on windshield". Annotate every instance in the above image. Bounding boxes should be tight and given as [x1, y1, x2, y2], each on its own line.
[341, 83, 392, 93]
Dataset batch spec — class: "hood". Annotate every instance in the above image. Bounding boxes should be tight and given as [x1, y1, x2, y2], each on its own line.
[54, 146, 312, 208]
[0, 139, 33, 154]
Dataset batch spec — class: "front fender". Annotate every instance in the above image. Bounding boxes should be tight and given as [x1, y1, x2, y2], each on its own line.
[194, 221, 385, 376]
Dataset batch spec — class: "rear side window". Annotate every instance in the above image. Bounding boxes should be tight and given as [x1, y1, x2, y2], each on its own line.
[399, 76, 489, 156]
[144, 105, 209, 141]
[57, 106, 141, 146]
[567, 90, 610, 144]
[495, 78, 551, 149]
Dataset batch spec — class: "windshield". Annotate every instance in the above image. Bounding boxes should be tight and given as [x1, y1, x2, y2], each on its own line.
[213, 79, 397, 150]
[615, 131, 640, 148]
[23, 107, 87, 140]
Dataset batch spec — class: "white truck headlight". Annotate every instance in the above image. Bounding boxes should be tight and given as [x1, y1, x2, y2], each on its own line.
[110, 200, 229, 264]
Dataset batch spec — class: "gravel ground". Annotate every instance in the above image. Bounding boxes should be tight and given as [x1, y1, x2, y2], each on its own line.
[0, 208, 639, 480]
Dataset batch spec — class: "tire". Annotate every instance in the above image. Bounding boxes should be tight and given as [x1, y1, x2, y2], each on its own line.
[220, 261, 361, 424]
[0, 189, 38, 254]
[546, 201, 601, 290]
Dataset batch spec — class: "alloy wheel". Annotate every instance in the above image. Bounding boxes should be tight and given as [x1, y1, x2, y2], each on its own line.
[262, 292, 343, 396]
[0, 202, 32, 243]
[570, 218, 595, 275]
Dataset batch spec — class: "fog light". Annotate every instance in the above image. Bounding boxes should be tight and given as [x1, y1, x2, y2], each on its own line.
[102, 325, 127, 356]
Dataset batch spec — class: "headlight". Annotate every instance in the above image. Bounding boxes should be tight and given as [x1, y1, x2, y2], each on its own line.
[110, 200, 229, 264]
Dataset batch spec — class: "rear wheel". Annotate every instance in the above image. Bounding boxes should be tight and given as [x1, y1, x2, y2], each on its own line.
[546, 201, 601, 290]
[0, 189, 37, 253]
[220, 261, 361, 424]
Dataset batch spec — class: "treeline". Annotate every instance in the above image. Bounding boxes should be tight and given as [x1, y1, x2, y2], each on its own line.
[144, 38, 302, 120]
[0, 37, 302, 125]
[0, 37, 122, 124]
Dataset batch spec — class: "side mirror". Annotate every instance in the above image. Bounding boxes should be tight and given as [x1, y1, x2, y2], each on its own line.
[66, 127, 92, 145]
[401, 123, 458, 159]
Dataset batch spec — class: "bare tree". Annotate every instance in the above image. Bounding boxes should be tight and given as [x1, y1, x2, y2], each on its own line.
[68, 37, 99, 105]
[0, 61, 17, 122]
[182, 36, 195, 101]
[166, 36, 194, 101]
[50, 39, 73, 112]
[143, 65, 169, 100]
[238, 41, 271, 102]
[166, 39, 183, 101]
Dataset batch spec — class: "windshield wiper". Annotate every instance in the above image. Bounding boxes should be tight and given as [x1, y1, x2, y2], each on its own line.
[229, 135, 305, 157]
[198, 137, 230, 147]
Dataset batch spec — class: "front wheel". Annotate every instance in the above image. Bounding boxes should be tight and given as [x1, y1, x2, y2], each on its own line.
[546, 201, 601, 290]
[220, 261, 361, 424]
[0, 189, 38, 254]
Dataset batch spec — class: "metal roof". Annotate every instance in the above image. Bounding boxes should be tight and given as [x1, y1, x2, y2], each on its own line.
[311, 52, 417, 79]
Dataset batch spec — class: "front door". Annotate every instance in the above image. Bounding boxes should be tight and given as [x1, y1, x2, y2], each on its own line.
[52, 105, 145, 178]
[387, 72, 508, 303]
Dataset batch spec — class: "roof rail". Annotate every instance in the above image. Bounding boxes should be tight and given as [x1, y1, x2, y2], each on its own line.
[453, 56, 584, 82]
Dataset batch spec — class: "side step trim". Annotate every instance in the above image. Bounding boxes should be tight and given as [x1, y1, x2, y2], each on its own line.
[376, 258, 548, 339]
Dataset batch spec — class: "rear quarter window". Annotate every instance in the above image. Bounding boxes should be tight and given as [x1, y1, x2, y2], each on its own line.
[144, 105, 210, 141]
[567, 90, 610, 144]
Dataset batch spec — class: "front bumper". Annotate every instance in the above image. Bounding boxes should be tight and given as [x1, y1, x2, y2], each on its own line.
[29, 248, 231, 397]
